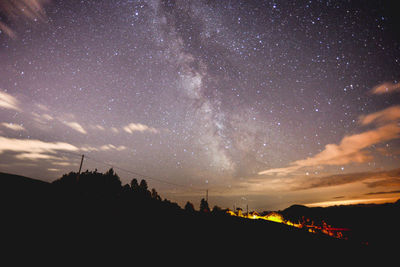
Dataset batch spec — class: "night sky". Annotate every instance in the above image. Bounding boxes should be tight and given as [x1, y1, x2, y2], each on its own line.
[1, 0, 399, 210]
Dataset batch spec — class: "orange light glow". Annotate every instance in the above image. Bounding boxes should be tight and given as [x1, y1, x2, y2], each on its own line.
[227, 210, 348, 239]
[305, 197, 399, 207]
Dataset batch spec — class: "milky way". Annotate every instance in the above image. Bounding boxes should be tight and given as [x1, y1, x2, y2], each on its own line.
[1, 0, 400, 210]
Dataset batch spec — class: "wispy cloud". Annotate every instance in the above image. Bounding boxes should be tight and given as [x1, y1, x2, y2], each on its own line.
[80, 144, 127, 152]
[32, 112, 54, 124]
[0, 22, 16, 39]
[371, 81, 400, 95]
[295, 123, 399, 165]
[293, 168, 400, 190]
[52, 161, 76, 167]
[0, 0, 50, 38]
[259, 106, 400, 176]
[15, 152, 61, 160]
[305, 197, 396, 207]
[35, 103, 50, 112]
[0, 122, 25, 131]
[62, 121, 87, 134]
[258, 165, 301, 176]
[259, 123, 399, 175]
[364, 177, 400, 188]
[359, 105, 400, 126]
[0, 136, 79, 160]
[365, 190, 400, 196]
[0, 136, 127, 162]
[123, 123, 159, 134]
[90, 124, 105, 131]
[0, 91, 21, 111]
[99, 144, 126, 151]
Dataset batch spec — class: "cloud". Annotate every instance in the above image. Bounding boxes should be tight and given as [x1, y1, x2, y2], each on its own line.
[123, 123, 158, 134]
[0, 91, 21, 111]
[80, 144, 127, 152]
[0, 22, 16, 39]
[42, 114, 54, 121]
[35, 103, 50, 111]
[0, 0, 49, 20]
[15, 152, 62, 160]
[365, 190, 400, 195]
[31, 112, 54, 125]
[0, 0, 50, 38]
[293, 168, 400, 190]
[364, 177, 400, 188]
[62, 121, 87, 134]
[111, 127, 119, 133]
[258, 165, 301, 176]
[294, 123, 399, 165]
[0, 136, 79, 160]
[91, 124, 105, 131]
[371, 81, 400, 95]
[305, 197, 396, 207]
[99, 144, 126, 151]
[259, 123, 400, 176]
[0, 122, 25, 131]
[259, 107, 400, 176]
[359, 105, 400, 126]
[52, 161, 76, 166]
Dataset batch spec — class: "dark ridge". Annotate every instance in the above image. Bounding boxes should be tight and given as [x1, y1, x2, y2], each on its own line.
[1, 170, 392, 262]
[0, 172, 49, 187]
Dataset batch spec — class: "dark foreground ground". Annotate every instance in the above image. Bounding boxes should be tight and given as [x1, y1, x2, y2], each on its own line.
[1, 172, 397, 263]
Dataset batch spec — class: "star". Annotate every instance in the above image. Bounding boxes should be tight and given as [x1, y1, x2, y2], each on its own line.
[0, 0, 399, 211]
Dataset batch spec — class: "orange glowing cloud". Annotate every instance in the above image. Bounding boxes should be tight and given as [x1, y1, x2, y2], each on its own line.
[305, 197, 398, 207]
[259, 107, 400, 176]
[293, 168, 400, 190]
[359, 105, 400, 126]
[294, 123, 399, 166]
[371, 81, 400, 95]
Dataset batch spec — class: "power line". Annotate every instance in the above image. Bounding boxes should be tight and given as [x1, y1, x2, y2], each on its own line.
[55, 150, 205, 193]
[85, 155, 191, 189]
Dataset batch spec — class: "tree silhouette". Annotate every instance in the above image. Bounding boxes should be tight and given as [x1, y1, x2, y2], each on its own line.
[151, 188, 161, 201]
[52, 168, 122, 204]
[139, 179, 150, 198]
[200, 198, 210, 213]
[139, 179, 148, 191]
[102, 168, 122, 196]
[184, 201, 195, 213]
[212, 205, 222, 213]
[130, 178, 139, 191]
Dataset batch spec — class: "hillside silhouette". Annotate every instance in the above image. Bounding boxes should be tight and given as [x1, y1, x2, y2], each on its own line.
[1, 170, 394, 262]
[281, 202, 400, 247]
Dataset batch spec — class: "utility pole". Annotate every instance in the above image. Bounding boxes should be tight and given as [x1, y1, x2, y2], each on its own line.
[77, 154, 84, 181]
[78, 154, 84, 174]
[246, 204, 249, 218]
[206, 189, 208, 202]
